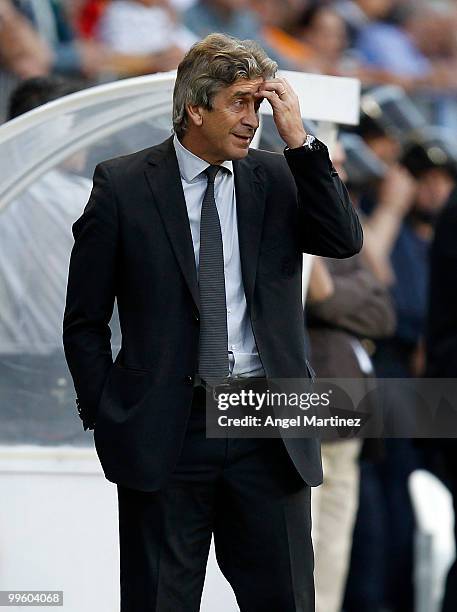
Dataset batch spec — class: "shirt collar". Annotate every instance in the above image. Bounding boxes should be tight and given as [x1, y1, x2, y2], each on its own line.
[173, 133, 233, 182]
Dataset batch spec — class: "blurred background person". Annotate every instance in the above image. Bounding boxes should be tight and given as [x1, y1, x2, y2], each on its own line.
[307, 138, 396, 612]
[184, 0, 264, 45]
[368, 126, 457, 382]
[394, 127, 457, 375]
[3, 0, 457, 126]
[354, 1, 457, 92]
[341, 86, 419, 612]
[0, 0, 51, 121]
[66, 0, 110, 39]
[249, 0, 314, 71]
[425, 152, 457, 612]
[11, 0, 107, 79]
[350, 86, 424, 283]
[333, 0, 397, 44]
[293, 3, 350, 75]
[183, 0, 298, 67]
[9, 0, 188, 85]
[97, 0, 197, 71]
[307, 0, 457, 99]
[343, 88, 457, 612]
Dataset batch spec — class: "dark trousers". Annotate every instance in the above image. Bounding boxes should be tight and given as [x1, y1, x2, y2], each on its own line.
[117, 386, 314, 612]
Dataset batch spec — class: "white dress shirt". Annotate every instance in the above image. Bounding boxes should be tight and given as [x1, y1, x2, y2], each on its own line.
[173, 134, 265, 378]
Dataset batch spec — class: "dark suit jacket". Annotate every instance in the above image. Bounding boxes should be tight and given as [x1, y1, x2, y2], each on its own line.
[63, 135, 363, 491]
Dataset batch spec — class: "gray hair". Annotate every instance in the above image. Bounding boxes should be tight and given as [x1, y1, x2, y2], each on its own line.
[172, 33, 277, 139]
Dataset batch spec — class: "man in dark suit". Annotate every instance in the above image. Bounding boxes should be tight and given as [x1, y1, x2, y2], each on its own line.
[63, 33, 362, 612]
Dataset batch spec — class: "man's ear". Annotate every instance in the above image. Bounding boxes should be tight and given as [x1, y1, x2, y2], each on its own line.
[186, 103, 204, 127]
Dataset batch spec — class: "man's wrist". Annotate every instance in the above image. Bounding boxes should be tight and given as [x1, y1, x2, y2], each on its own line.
[285, 131, 308, 149]
[284, 133, 324, 152]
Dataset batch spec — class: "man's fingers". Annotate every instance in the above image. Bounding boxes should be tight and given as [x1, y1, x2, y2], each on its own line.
[256, 89, 283, 109]
[260, 82, 287, 96]
[261, 78, 291, 95]
[257, 89, 281, 98]
[263, 77, 288, 87]
[256, 78, 305, 147]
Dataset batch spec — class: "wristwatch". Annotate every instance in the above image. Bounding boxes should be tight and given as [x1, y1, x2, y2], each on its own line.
[302, 134, 327, 151]
[303, 134, 317, 149]
[285, 134, 326, 152]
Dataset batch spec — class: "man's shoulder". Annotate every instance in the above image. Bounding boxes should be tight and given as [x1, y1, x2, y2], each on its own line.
[97, 137, 172, 176]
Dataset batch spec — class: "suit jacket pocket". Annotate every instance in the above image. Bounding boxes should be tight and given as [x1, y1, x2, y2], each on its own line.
[96, 363, 154, 424]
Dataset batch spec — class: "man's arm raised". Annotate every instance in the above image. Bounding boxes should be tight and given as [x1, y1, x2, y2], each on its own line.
[256, 77, 363, 258]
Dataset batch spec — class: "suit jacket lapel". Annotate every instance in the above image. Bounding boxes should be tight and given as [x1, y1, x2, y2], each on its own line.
[144, 137, 200, 312]
[233, 155, 266, 309]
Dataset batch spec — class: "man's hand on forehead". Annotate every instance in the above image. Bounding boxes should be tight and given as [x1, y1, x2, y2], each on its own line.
[254, 79, 288, 100]
[254, 78, 308, 150]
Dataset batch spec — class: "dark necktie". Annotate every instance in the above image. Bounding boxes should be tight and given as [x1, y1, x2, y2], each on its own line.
[198, 165, 229, 385]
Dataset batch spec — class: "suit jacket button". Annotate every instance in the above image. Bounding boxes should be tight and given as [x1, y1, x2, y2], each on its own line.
[185, 375, 194, 385]
[193, 312, 199, 322]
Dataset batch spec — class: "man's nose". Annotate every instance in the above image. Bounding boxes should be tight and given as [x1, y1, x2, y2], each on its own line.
[241, 104, 259, 130]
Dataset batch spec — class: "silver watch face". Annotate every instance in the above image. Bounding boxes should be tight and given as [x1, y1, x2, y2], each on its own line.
[305, 134, 316, 146]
